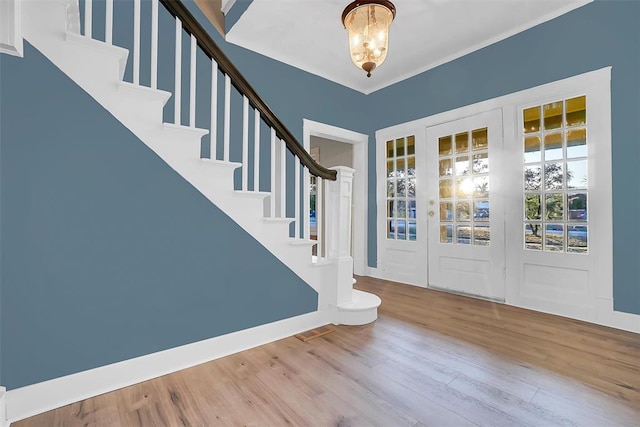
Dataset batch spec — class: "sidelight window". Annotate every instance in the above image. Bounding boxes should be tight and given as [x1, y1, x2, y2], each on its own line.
[386, 135, 416, 240]
[522, 96, 588, 253]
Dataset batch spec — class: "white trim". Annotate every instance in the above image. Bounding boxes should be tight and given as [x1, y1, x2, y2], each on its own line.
[5, 310, 331, 424]
[0, 387, 6, 427]
[221, 0, 238, 15]
[360, 0, 594, 95]
[0, 0, 23, 57]
[363, 267, 428, 289]
[303, 119, 369, 276]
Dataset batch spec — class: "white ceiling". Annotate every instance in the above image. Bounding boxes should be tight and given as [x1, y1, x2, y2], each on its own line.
[225, 0, 592, 94]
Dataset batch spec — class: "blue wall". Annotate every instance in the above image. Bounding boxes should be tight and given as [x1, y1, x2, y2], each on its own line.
[365, 0, 640, 314]
[1, 0, 638, 391]
[0, 43, 318, 389]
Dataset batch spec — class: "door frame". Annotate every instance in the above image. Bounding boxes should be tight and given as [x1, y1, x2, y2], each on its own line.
[303, 119, 368, 276]
[374, 67, 638, 333]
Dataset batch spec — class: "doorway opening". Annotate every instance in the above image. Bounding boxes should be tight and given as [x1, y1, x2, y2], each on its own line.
[303, 119, 368, 275]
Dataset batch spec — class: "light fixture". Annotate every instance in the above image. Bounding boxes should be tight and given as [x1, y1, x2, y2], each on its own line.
[341, 0, 396, 78]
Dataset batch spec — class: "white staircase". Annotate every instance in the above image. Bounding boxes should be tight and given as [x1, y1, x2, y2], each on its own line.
[21, 0, 380, 325]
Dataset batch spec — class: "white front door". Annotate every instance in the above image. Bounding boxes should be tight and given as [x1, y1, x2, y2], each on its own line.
[425, 110, 505, 300]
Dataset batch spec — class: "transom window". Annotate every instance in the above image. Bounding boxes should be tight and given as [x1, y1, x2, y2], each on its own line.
[522, 95, 588, 253]
[386, 135, 416, 240]
[438, 128, 490, 246]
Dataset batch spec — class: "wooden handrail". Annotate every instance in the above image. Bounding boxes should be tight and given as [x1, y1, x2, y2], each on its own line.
[159, 0, 337, 181]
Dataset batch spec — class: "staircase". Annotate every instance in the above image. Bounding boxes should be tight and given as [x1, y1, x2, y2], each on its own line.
[20, 0, 380, 325]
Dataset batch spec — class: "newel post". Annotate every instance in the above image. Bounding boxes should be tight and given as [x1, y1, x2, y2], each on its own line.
[325, 166, 355, 307]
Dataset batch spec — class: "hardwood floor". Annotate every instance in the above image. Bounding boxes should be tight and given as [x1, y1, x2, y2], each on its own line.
[15, 276, 640, 426]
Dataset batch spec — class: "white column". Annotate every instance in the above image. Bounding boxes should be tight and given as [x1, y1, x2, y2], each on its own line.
[325, 166, 355, 307]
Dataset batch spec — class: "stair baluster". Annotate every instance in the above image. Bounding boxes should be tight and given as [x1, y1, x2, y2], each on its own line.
[242, 96, 249, 191]
[316, 177, 324, 262]
[105, 0, 113, 44]
[279, 139, 286, 219]
[253, 109, 261, 191]
[294, 156, 301, 239]
[223, 74, 231, 161]
[173, 17, 182, 125]
[270, 128, 277, 217]
[84, 0, 92, 38]
[189, 34, 197, 127]
[210, 59, 218, 158]
[151, 0, 159, 89]
[133, 0, 140, 85]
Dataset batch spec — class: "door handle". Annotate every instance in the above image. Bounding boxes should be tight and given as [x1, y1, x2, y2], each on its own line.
[428, 211, 435, 217]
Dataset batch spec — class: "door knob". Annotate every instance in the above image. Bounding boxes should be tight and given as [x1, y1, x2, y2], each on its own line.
[428, 211, 435, 217]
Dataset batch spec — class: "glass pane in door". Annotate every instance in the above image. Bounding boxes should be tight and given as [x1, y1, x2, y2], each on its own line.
[386, 135, 417, 240]
[437, 128, 490, 246]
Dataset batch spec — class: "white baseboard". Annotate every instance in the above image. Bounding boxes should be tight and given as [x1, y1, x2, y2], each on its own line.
[363, 267, 426, 288]
[1, 386, 6, 427]
[6, 310, 331, 424]
[596, 297, 640, 334]
[364, 266, 386, 280]
[362, 270, 640, 334]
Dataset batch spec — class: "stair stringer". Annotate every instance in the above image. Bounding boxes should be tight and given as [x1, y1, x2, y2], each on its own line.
[20, 0, 330, 302]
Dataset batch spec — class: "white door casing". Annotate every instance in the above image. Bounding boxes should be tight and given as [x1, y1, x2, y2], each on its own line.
[426, 109, 506, 300]
[303, 119, 368, 276]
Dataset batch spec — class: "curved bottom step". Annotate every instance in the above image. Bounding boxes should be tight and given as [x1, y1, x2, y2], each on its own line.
[336, 289, 381, 326]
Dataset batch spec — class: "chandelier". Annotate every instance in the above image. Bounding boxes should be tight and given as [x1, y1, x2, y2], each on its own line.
[341, 0, 396, 78]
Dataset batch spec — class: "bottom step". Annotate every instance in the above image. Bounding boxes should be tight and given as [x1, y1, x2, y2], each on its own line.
[336, 290, 381, 326]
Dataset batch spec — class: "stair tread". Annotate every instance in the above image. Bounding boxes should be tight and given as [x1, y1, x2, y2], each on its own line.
[288, 238, 316, 246]
[263, 217, 295, 223]
[200, 158, 242, 168]
[234, 190, 271, 198]
[337, 290, 382, 311]
[65, 32, 129, 58]
[163, 123, 209, 137]
[119, 82, 172, 104]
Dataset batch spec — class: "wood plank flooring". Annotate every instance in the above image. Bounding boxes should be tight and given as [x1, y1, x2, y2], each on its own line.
[15, 276, 640, 426]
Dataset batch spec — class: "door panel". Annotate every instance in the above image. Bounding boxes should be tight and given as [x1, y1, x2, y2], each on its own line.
[377, 132, 427, 286]
[508, 94, 599, 321]
[426, 110, 505, 300]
